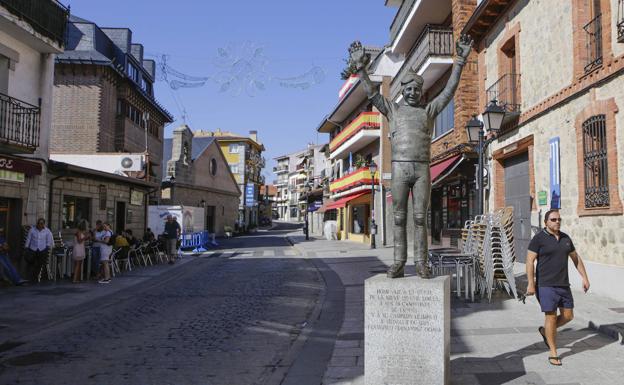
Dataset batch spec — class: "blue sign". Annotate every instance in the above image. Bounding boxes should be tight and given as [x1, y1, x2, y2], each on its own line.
[308, 200, 322, 212]
[549, 137, 561, 209]
[245, 183, 256, 207]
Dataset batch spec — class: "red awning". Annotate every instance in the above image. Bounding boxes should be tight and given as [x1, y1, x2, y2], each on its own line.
[430, 155, 461, 181]
[324, 191, 370, 211]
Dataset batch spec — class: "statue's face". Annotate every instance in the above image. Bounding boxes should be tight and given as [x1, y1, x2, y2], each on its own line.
[402, 83, 422, 107]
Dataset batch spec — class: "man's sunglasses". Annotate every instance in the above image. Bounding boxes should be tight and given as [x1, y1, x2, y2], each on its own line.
[549, 218, 562, 222]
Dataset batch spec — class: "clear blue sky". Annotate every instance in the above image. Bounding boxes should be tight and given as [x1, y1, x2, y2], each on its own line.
[65, 0, 395, 179]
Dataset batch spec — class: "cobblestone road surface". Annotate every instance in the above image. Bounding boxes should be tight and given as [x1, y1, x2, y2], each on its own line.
[0, 225, 323, 385]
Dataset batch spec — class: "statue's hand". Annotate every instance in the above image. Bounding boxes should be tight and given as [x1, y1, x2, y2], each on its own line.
[456, 34, 473, 60]
[349, 41, 370, 72]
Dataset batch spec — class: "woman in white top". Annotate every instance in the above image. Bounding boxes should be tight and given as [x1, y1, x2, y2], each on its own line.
[72, 220, 89, 283]
[95, 222, 113, 283]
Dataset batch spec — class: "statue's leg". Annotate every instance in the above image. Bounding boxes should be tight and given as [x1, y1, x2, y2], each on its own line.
[412, 162, 432, 278]
[388, 162, 411, 278]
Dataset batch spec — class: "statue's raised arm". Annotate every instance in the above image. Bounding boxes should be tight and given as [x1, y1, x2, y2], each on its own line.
[349, 41, 392, 118]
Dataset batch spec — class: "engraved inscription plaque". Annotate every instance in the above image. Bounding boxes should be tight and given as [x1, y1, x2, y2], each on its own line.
[365, 275, 450, 385]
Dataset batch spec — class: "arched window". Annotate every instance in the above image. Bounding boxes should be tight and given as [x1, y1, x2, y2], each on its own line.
[582, 114, 609, 208]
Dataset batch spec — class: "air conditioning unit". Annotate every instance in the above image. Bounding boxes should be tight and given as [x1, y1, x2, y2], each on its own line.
[118, 154, 145, 171]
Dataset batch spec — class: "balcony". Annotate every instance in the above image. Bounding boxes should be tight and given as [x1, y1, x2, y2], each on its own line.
[273, 164, 288, 173]
[389, 0, 452, 54]
[391, 25, 453, 97]
[329, 167, 378, 194]
[0, 92, 41, 152]
[0, 0, 69, 47]
[329, 112, 381, 160]
[486, 73, 521, 115]
[583, 14, 603, 73]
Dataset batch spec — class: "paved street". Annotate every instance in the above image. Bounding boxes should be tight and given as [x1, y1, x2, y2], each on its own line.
[0, 223, 326, 385]
[1, 224, 623, 385]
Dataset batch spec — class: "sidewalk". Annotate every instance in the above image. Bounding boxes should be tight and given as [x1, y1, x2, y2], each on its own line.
[287, 232, 624, 385]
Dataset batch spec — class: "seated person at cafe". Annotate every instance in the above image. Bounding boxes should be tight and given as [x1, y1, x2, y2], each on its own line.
[143, 228, 155, 243]
[124, 229, 139, 247]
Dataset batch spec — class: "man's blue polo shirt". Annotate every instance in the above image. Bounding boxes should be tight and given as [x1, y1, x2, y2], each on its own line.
[528, 229, 575, 287]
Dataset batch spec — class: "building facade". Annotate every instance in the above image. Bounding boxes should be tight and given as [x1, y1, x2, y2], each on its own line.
[0, 0, 68, 258]
[161, 125, 240, 237]
[464, 0, 624, 301]
[51, 15, 173, 185]
[195, 129, 265, 228]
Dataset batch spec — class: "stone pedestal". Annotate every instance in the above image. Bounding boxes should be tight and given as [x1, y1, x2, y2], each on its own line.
[365, 275, 450, 385]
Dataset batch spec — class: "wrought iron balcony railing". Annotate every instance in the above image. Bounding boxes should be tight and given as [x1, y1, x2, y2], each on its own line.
[486, 73, 521, 114]
[583, 14, 603, 73]
[0, 92, 41, 151]
[0, 0, 69, 47]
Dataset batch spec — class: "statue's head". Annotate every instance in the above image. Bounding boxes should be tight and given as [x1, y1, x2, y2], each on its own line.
[401, 69, 424, 107]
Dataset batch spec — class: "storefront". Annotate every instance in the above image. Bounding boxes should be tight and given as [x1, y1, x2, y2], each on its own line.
[48, 161, 154, 242]
[429, 155, 478, 246]
[0, 155, 46, 261]
[324, 191, 371, 243]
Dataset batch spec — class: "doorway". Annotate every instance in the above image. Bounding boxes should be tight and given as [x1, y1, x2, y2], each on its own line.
[206, 205, 215, 233]
[115, 201, 126, 233]
[504, 152, 531, 263]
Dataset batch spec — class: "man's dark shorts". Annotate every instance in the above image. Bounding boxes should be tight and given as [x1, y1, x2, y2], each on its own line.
[536, 286, 574, 312]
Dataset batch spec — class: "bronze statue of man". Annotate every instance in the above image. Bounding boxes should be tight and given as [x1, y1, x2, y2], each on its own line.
[351, 34, 473, 278]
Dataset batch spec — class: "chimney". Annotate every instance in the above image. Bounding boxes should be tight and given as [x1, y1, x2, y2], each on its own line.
[249, 130, 258, 143]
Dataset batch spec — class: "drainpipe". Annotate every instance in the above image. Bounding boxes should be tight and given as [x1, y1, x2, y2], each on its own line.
[47, 161, 68, 229]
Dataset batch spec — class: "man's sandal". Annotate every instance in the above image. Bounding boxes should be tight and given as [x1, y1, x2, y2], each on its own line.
[538, 327, 549, 348]
[548, 356, 562, 366]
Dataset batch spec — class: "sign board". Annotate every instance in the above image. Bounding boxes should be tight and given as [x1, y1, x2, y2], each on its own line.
[538, 190, 548, 206]
[0, 156, 41, 176]
[147, 205, 205, 236]
[245, 183, 256, 207]
[308, 200, 322, 212]
[0, 169, 24, 182]
[549, 137, 561, 209]
[382, 172, 392, 180]
[130, 189, 144, 206]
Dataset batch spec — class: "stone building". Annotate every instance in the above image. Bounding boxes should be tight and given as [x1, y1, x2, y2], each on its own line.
[464, 0, 624, 301]
[0, 0, 68, 258]
[161, 125, 240, 237]
[51, 15, 173, 184]
[194, 129, 265, 228]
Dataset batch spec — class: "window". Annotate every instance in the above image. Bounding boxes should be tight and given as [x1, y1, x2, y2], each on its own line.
[0, 55, 9, 94]
[433, 99, 454, 139]
[116, 99, 124, 116]
[229, 164, 239, 174]
[99, 185, 107, 210]
[127, 63, 139, 82]
[210, 158, 218, 175]
[229, 144, 239, 153]
[582, 115, 609, 208]
[618, 0, 624, 42]
[62, 196, 91, 229]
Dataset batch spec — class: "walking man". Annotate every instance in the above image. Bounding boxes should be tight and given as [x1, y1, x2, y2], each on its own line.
[24, 218, 54, 282]
[164, 215, 181, 264]
[525, 209, 590, 366]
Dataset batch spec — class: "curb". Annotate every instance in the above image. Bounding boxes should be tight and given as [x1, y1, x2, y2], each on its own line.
[285, 235, 307, 257]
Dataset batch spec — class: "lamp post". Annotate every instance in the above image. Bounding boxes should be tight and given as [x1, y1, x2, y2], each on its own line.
[465, 100, 506, 215]
[369, 161, 378, 249]
[304, 182, 311, 240]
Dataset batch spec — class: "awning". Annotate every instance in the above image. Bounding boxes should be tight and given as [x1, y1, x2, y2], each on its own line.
[324, 191, 370, 211]
[431, 155, 461, 182]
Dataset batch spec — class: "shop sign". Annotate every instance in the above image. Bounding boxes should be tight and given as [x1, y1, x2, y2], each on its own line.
[0, 169, 25, 182]
[0, 156, 42, 176]
[245, 183, 256, 207]
[549, 137, 561, 209]
[130, 189, 144, 206]
[538, 191, 548, 206]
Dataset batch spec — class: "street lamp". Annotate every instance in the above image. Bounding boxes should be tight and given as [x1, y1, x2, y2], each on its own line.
[466, 100, 506, 216]
[369, 161, 378, 249]
[304, 182, 312, 240]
